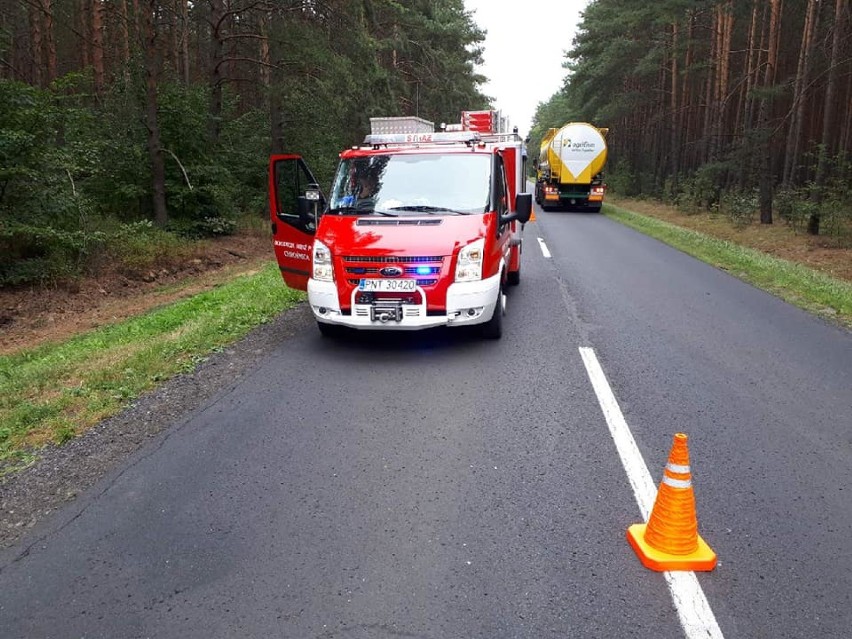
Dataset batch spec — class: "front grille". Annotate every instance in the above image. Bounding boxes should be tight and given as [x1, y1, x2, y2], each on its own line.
[345, 266, 441, 276]
[343, 256, 443, 289]
[343, 255, 444, 264]
[348, 278, 438, 286]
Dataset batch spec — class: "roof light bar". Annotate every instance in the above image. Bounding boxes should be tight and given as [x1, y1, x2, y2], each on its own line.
[363, 131, 481, 146]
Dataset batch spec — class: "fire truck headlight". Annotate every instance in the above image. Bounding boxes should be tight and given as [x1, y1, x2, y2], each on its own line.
[455, 239, 484, 282]
[313, 240, 333, 282]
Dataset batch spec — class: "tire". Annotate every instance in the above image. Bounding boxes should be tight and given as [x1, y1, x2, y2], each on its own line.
[587, 204, 602, 213]
[481, 287, 504, 339]
[507, 268, 520, 286]
[317, 321, 343, 338]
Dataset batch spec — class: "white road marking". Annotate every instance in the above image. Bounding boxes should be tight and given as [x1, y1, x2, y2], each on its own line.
[537, 237, 552, 258]
[579, 346, 725, 639]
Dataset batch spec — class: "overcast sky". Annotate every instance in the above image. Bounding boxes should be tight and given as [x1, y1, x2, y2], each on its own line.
[463, 0, 591, 136]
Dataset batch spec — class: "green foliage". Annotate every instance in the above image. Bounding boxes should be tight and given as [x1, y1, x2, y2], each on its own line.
[774, 187, 810, 231]
[0, 222, 106, 285]
[1, 1, 490, 286]
[674, 163, 728, 213]
[775, 181, 852, 241]
[720, 189, 758, 227]
[106, 220, 193, 273]
[605, 159, 640, 197]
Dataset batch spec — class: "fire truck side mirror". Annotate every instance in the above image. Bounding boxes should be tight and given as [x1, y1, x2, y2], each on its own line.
[499, 193, 532, 225]
[515, 193, 532, 224]
[297, 196, 319, 233]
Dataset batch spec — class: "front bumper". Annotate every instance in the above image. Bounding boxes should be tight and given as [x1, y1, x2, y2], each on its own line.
[308, 273, 501, 331]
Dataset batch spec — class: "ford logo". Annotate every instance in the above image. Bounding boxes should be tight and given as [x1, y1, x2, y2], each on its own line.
[380, 266, 404, 277]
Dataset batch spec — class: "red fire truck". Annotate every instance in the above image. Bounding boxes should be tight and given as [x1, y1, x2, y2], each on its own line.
[268, 112, 531, 339]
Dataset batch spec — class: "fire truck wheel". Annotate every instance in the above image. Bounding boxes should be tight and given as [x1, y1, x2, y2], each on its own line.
[317, 321, 343, 338]
[507, 268, 520, 286]
[481, 288, 504, 339]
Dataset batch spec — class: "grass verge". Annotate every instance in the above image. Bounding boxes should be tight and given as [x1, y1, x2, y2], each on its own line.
[604, 202, 852, 329]
[0, 262, 304, 474]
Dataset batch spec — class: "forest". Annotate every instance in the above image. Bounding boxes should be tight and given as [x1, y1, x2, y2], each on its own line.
[4, 1, 850, 289]
[531, 0, 851, 237]
[0, 0, 488, 286]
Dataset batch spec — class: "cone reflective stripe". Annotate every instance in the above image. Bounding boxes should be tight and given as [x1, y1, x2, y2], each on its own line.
[627, 433, 717, 571]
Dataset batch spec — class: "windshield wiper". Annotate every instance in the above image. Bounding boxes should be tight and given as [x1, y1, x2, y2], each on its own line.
[387, 205, 470, 215]
[327, 206, 397, 217]
[327, 206, 360, 215]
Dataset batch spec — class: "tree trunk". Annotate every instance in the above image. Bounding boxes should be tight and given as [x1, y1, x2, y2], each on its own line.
[669, 21, 680, 190]
[681, 13, 694, 172]
[701, 8, 719, 164]
[783, 0, 819, 186]
[737, 1, 759, 138]
[809, 0, 849, 235]
[43, 0, 57, 83]
[116, 0, 131, 69]
[140, 0, 168, 227]
[737, 0, 761, 188]
[181, 0, 190, 84]
[259, 8, 271, 94]
[91, 0, 105, 92]
[28, 2, 43, 86]
[843, 83, 852, 163]
[720, 4, 733, 137]
[77, 0, 90, 70]
[209, 0, 226, 145]
[710, 2, 733, 166]
[816, 0, 847, 168]
[758, 0, 782, 224]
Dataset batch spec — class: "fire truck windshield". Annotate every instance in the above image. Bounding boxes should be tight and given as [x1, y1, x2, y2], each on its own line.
[328, 154, 491, 216]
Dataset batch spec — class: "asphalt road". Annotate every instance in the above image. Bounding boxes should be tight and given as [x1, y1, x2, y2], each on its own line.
[1, 199, 850, 638]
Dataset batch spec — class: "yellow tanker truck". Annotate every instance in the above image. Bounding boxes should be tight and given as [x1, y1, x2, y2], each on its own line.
[534, 123, 608, 212]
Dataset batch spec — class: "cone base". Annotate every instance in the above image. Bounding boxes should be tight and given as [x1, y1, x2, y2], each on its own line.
[627, 523, 717, 572]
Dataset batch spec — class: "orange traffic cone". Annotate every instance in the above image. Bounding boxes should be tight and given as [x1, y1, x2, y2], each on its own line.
[627, 433, 717, 571]
[529, 208, 537, 222]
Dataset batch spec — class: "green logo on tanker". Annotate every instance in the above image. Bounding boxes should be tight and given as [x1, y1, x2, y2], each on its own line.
[561, 135, 596, 152]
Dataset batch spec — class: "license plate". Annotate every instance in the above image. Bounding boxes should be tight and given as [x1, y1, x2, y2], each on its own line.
[358, 279, 416, 292]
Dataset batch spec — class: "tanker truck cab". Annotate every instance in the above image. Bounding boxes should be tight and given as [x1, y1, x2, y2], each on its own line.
[269, 120, 531, 339]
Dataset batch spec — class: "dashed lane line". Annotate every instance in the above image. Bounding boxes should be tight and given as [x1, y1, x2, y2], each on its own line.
[579, 346, 725, 639]
[537, 237, 552, 258]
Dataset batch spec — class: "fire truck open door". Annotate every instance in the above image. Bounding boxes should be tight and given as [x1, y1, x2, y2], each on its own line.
[269, 155, 324, 291]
